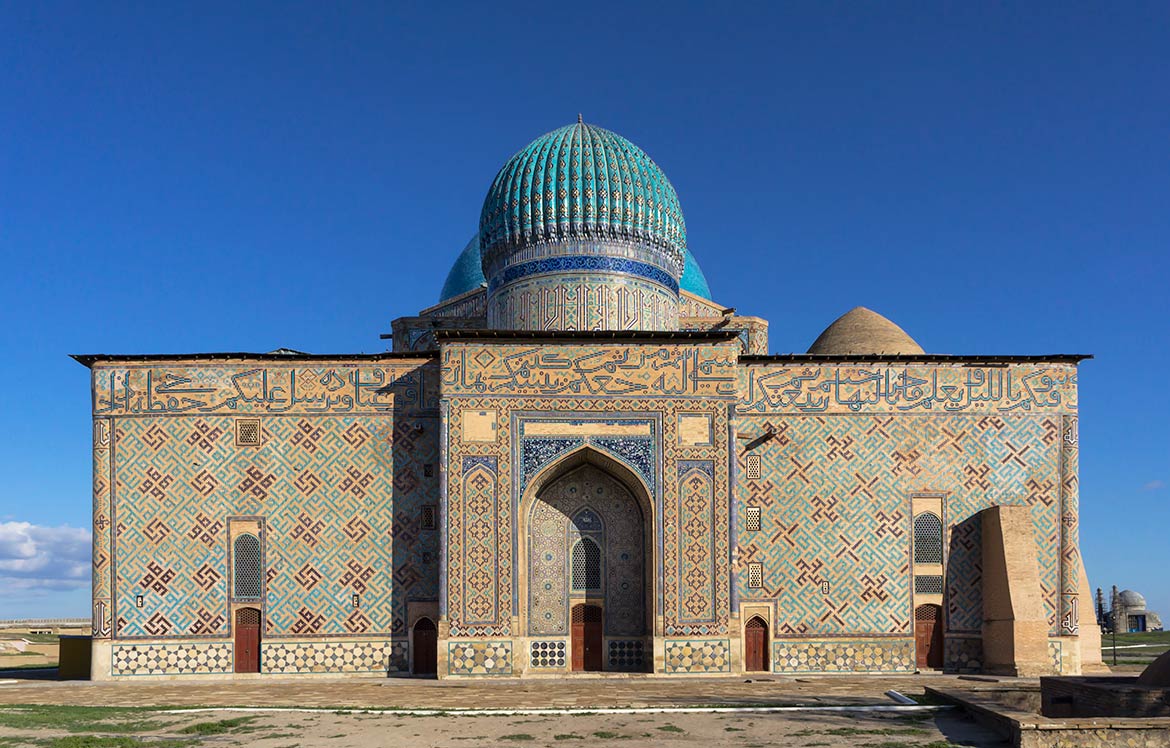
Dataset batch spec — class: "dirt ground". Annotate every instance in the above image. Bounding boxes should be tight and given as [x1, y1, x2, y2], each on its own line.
[0, 705, 1008, 747]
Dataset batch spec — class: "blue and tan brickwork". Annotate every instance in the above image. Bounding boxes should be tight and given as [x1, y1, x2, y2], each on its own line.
[81, 118, 1092, 680]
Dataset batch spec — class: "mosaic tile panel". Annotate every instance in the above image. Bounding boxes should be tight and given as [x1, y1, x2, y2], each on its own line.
[736, 412, 1062, 637]
[1059, 416, 1081, 635]
[448, 641, 513, 676]
[461, 457, 500, 627]
[94, 361, 439, 642]
[772, 640, 914, 674]
[528, 640, 566, 669]
[489, 273, 679, 331]
[1048, 639, 1063, 673]
[607, 639, 646, 672]
[664, 639, 730, 673]
[263, 640, 406, 674]
[527, 465, 645, 636]
[112, 642, 232, 676]
[92, 418, 113, 638]
[676, 461, 716, 625]
[944, 636, 984, 673]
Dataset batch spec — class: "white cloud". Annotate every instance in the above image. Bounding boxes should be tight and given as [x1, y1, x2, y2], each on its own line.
[1141, 480, 1166, 491]
[0, 522, 91, 597]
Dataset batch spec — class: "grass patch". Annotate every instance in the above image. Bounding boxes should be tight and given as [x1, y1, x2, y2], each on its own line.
[553, 735, 584, 740]
[176, 716, 257, 735]
[49, 739, 195, 748]
[657, 724, 685, 733]
[724, 726, 745, 732]
[0, 705, 170, 733]
[500, 735, 535, 741]
[592, 731, 628, 739]
[823, 727, 929, 736]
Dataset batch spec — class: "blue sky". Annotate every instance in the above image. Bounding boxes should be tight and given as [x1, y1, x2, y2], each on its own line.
[1, 2, 1166, 619]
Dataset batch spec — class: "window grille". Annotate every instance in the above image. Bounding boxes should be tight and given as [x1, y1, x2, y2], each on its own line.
[913, 512, 943, 565]
[237, 607, 261, 626]
[235, 419, 261, 447]
[915, 575, 944, 595]
[571, 538, 601, 590]
[745, 454, 761, 480]
[747, 562, 763, 589]
[915, 604, 941, 622]
[233, 534, 262, 599]
[744, 506, 762, 532]
[421, 505, 436, 531]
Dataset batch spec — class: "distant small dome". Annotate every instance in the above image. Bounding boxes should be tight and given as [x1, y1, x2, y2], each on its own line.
[1119, 590, 1147, 608]
[439, 234, 486, 302]
[679, 247, 712, 300]
[808, 307, 924, 355]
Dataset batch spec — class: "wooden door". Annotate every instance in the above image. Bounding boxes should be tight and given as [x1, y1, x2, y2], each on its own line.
[744, 616, 768, 671]
[234, 607, 261, 673]
[412, 618, 437, 675]
[914, 604, 943, 669]
[571, 604, 604, 671]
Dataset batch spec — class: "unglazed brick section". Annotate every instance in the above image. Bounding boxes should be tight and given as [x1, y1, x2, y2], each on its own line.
[263, 640, 407, 674]
[440, 342, 740, 398]
[772, 640, 914, 673]
[735, 413, 1063, 636]
[663, 639, 730, 673]
[738, 363, 1077, 414]
[112, 642, 233, 676]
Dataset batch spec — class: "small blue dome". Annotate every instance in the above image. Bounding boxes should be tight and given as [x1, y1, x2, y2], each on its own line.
[478, 120, 686, 272]
[439, 236, 711, 302]
[680, 247, 711, 299]
[438, 234, 486, 302]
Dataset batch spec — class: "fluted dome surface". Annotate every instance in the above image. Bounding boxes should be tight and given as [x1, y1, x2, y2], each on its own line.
[478, 120, 687, 272]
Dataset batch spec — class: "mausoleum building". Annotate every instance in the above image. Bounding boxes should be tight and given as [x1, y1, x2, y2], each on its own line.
[78, 120, 1095, 680]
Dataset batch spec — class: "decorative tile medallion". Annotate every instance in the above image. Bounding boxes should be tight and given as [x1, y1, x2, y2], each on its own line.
[528, 640, 566, 669]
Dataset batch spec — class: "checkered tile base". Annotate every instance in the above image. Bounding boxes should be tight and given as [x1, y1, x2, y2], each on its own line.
[664, 639, 730, 673]
[112, 642, 232, 676]
[772, 639, 914, 673]
[448, 641, 512, 676]
[263, 640, 406, 674]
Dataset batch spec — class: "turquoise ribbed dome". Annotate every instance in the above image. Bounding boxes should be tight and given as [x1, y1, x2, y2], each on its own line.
[438, 234, 486, 301]
[439, 236, 713, 302]
[478, 120, 687, 272]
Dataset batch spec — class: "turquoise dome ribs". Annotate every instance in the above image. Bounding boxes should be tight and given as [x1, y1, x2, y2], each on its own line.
[478, 120, 687, 277]
[438, 234, 486, 302]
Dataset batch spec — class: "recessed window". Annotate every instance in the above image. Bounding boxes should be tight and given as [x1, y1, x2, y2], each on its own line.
[913, 512, 943, 565]
[571, 538, 602, 591]
[233, 534, 262, 599]
[235, 419, 261, 447]
[745, 455, 761, 480]
[421, 505, 436, 531]
[747, 562, 763, 589]
[744, 506, 762, 532]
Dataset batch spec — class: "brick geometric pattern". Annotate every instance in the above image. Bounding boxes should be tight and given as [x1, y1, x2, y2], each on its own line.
[664, 639, 730, 673]
[736, 412, 1063, 637]
[772, 640, 914, 673]
[447, 641, 513, 676]
[95, 362, 438, 642]
[263, 640, 407, 674]
[111, 642, 232, 676]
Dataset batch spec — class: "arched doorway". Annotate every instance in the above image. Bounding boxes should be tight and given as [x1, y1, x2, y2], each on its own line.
[525, 460, 651, 672]
[915, 604, 943, 669]
[744, 616, 769, 672]
[571, 604, 604, 671]
[412, 617, 437, 675]
[234, 607, 261, 673]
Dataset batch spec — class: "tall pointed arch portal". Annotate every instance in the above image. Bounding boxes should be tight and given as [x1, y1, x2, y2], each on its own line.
[522, 448, 654, 672]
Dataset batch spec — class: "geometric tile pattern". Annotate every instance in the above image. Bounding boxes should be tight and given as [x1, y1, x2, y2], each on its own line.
[944, 636, 984, 673]
[489, 271, 679, 332]
[607, 639, 647, 672]
[529, 640, 567, 669]
[111, 642, 232, 676]
[736, 411, 1065, 637]
[263, 640, 407, 674]
[1048, 639, 1063, 674]
[771, 639, 914, 673]
[448, 641, 513, 676]
[92, 418, 113, 639]
[664, 639, 730, 673]
[93, 361, 439, 643]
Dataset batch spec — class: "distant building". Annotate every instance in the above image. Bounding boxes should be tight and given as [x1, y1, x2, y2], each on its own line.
[78, 119, 1096, 680]
[1108, 586, 1163, 632]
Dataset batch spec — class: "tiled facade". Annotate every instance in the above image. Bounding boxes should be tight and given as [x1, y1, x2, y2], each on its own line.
[83, 119, 1091, 680]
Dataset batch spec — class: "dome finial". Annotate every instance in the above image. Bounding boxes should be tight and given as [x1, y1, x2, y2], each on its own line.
[577, 113, 583, 124]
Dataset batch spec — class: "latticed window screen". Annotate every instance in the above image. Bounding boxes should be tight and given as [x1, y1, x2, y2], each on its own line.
[421, 504, 436, 531]
[747, 562, 763, 589]
[571, 538, 601, 590]
[913, 512, 944, 564]
[915, 604, 941, 622]
[915, 575, 944, 595]
[745, 454, 761, 480]
[235, 419, 261, 447]
[237, 607, 261, 626]
[233, 534, 262, 599]
[744, 506, 762, 532]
